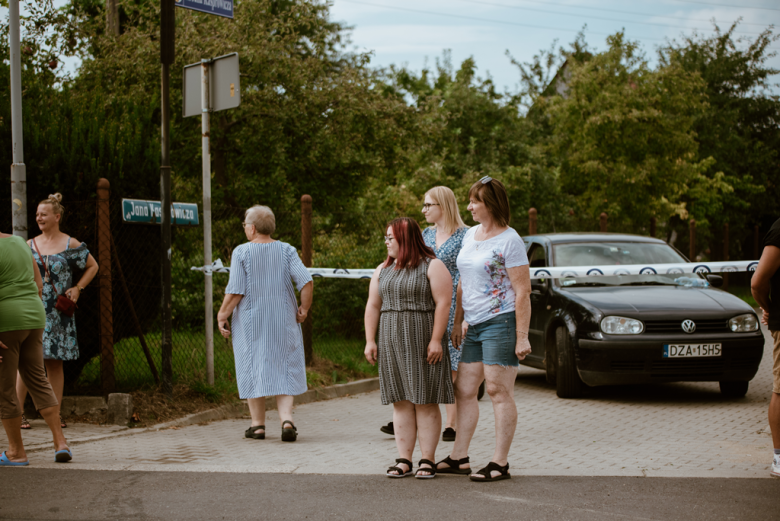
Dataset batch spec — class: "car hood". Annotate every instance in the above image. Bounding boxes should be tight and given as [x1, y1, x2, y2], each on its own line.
[563, 285, 754, 319]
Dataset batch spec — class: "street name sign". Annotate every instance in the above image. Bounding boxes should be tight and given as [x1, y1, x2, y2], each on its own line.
[122, 199, 199, 226]
[175, 0, 233, 19]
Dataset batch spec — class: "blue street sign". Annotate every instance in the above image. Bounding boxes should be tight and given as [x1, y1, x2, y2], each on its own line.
[175, 0, 233, 19]
[122, 199, 200, 226]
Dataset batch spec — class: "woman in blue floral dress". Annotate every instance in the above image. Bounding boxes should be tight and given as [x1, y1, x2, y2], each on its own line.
[421, 187, 468, 442]
[17, 194, 99, 429]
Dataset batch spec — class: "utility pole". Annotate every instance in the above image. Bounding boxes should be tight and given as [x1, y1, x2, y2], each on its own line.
[9, 0, 27, 239]
[160, 0, 174, 397]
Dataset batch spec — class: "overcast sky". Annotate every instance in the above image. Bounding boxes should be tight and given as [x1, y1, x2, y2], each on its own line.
[328, 0, 780, 93]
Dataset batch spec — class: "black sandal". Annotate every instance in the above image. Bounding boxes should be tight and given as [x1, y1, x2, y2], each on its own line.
[20, 416, 31, 430]
[436, 455, 471, 475]
[281, 420, 297, 442]
[415, 459, 437, 479]
[386, 458, 413, 478]
[60, 415, 67, 429]
[469, 461, 511, 482]
[244, 424, 265, 439]
[442, 427, 456, 442]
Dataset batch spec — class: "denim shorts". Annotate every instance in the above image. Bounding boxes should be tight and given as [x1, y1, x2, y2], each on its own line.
[460, 312, 518, 367]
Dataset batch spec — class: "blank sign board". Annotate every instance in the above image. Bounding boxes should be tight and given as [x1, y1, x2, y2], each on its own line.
[183, 53, 240, 118]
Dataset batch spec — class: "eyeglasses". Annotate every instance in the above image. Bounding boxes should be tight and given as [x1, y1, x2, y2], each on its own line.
[421, 203, 440, 210]
[383, 236, 395, 243]
[242, 222, 254, 228]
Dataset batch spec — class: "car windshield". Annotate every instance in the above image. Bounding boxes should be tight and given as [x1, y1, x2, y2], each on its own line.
[552, 241, 701, 287]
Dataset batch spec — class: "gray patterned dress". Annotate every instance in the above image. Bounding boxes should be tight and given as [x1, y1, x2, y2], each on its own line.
[377, 260, 454, 405]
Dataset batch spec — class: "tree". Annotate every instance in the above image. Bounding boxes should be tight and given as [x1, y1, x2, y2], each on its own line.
[379, 52, 568, 231]
[543, 33, 730, 234]
[660, 23, 780, 257]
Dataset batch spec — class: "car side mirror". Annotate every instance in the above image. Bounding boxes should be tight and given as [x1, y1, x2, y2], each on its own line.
[531, 278, 548, 293]
[706, 274, 723, 288]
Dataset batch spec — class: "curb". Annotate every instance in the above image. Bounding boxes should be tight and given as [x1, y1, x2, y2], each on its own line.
[25, 377, 379, 452]
[153, 377, 380, 429]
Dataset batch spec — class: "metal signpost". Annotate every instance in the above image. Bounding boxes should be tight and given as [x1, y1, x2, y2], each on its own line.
[160, 0, 175, 397]
[183, 52, 240, 385]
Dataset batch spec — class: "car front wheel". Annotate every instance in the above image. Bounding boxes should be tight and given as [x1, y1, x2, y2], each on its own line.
[719, 380, 749, 398]
[555, 325, 584, 398]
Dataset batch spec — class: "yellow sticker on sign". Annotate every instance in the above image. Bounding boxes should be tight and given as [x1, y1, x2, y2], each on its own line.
[230, 83, 235, 97]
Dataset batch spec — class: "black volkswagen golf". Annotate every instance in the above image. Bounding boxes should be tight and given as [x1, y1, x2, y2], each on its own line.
[522, 233, 764, 399]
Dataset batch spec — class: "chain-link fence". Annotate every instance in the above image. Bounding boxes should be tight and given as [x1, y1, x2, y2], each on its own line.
[0, 196, 393, 395]
[4, 194, 765, 396]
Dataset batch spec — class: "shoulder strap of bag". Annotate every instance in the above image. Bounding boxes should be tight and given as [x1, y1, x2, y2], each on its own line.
[32, 239, 59, 297]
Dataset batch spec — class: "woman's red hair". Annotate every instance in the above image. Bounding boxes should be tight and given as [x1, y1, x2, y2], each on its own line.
[384, 217, 435, 270]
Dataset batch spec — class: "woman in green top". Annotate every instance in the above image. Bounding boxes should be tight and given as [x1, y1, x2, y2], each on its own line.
[0, 231, 71, 465]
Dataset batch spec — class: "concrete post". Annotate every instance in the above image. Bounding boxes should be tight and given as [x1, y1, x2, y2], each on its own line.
[301, 195, 313, 366]
[107, 393, 133, 426]
[97, 179, 115, 395]
[528, 208, 537, 236]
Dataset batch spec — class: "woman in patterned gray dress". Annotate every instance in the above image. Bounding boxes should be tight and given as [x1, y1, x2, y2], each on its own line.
[364, 218, 454, 478]
[17, 194, 98, 429]
[421, 186, 468, 442]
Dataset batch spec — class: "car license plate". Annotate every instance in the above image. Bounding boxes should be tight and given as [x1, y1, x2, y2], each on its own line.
[663, 344, 722, 358]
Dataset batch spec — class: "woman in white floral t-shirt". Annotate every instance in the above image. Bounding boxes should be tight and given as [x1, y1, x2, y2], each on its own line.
[436, 176, 531, 482]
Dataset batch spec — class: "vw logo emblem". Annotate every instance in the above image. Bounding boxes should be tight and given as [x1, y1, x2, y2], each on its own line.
[681, 319, 696, 334]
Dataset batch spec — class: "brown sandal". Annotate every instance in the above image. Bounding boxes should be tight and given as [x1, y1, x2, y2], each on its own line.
[21, 416, 31, 430]
[60, 415, 67, 429]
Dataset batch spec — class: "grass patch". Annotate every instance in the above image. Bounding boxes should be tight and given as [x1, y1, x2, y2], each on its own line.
[728, 286, 758, 308]
[76, 330, 238, 393]
[306, 337, 378, 387]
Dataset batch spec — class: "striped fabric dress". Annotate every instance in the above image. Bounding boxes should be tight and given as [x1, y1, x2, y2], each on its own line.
[377, 260, 454, 405]
[225, 241, 313, 398]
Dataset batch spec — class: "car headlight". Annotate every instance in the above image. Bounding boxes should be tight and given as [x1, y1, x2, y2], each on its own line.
[728, 314, 758, 332]
[600, 316, 644, 335]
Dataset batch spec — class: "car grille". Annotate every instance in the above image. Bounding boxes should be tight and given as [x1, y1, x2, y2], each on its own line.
[643, 318, 729, 334]
[610, 361, 644, 372]
[609, 357, 758, 377]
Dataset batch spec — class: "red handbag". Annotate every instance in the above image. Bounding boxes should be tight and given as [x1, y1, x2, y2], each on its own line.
[33, 239, 78, 318]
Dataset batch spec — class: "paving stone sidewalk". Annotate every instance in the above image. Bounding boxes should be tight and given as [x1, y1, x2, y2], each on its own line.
[4, 327, 775, 478]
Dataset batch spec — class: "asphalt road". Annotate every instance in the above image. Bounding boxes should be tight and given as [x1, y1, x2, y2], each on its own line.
[0, 470, 776, 520]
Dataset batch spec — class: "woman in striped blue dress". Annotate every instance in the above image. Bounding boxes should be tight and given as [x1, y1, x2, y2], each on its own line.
[217, 205, 313, 442]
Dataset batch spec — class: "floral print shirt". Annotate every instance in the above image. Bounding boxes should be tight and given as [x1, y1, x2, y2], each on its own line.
[456, 226, 528, 326]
